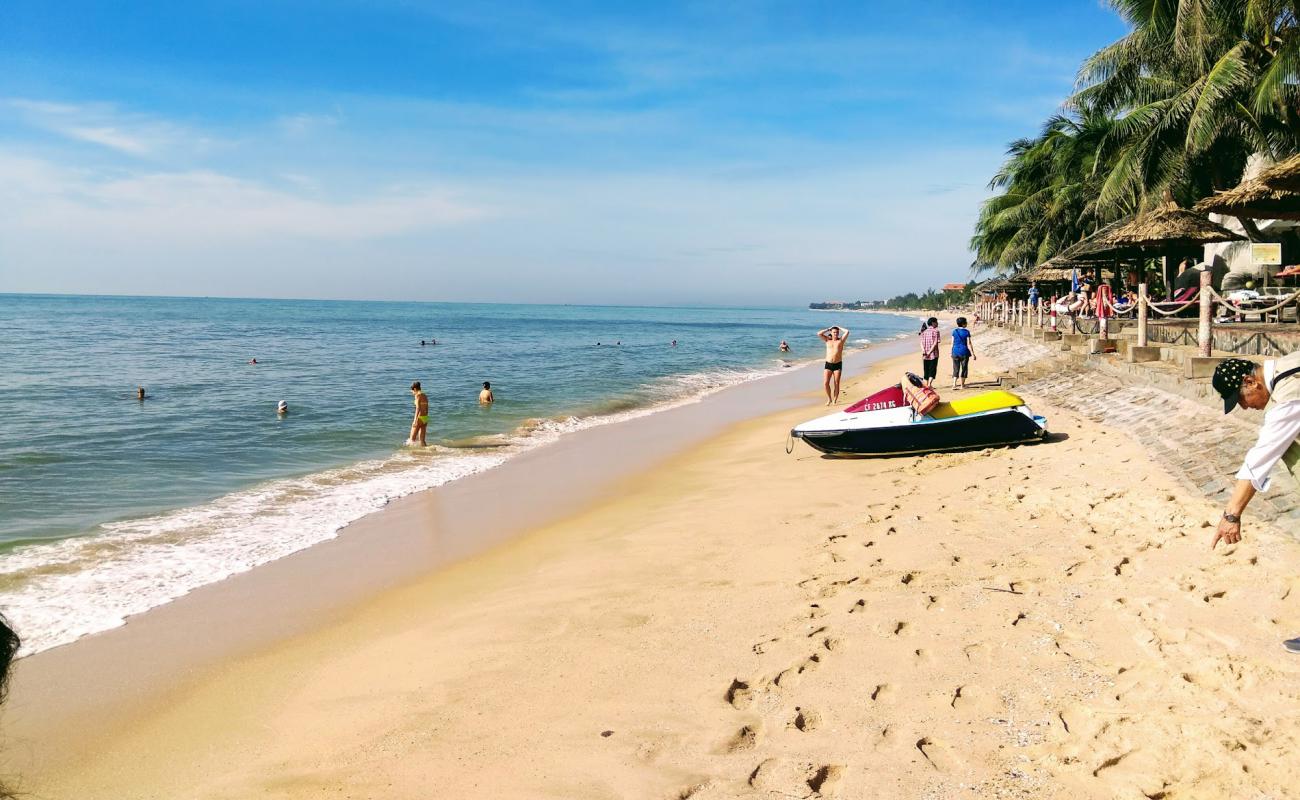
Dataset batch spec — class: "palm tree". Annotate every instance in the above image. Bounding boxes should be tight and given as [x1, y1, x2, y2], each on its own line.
[1074, 0, 1300, 217]
[970, 108, 1134, 275]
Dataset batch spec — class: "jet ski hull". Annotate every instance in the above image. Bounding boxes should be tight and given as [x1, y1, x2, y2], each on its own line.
[793, 406, 1048, 457]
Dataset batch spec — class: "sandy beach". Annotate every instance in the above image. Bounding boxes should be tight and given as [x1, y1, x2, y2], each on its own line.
[13, 331, 1300, 799]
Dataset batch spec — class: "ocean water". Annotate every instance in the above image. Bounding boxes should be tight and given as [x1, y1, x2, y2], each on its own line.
[0, 295, 914, 653]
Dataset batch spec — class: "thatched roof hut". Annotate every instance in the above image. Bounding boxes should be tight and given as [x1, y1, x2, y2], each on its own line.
[1194, 153, 1300, 220]
[1048, 218, 1133, 263]
[1079, 206, 1237, 257]
[1263, 153, 1300, 191]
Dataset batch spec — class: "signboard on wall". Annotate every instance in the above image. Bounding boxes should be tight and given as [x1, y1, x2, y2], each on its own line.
[1251, 243, 1283, 266]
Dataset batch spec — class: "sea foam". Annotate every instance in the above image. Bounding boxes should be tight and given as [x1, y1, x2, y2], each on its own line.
[2, 361, 803, 655]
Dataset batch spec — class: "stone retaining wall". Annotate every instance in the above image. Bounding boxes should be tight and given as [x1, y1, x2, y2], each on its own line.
[1145, 321, 1300, 356]
[980, 330, 1300, 529]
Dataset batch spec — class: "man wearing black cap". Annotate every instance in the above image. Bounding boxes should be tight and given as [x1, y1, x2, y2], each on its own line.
[1211, 353, 1300, 653]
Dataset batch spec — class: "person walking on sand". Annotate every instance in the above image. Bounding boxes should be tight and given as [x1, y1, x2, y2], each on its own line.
[919, 317, 941, 388]
[479, 381, 494, 404]
[818, 325, 849, 404]
[1208, 355, 1300, 654]
[409, 381, 429, 446]
[950, 317, 975, 390]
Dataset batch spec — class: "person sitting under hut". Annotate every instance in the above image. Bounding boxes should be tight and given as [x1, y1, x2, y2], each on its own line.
[1209, 355, 1300, 654]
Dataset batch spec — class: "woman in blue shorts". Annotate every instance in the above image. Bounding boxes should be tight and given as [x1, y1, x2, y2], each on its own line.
[950, 317, 976, 390]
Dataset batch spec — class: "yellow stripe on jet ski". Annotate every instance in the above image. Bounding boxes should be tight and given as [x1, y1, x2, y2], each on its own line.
[929, 390, 1025, 419]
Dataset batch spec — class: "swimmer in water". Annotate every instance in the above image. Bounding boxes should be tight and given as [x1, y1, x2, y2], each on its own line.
[137, 387, 146, 401]
[479, 381, 494, 404]
[671, 340, 677, 347]
[278, 400, 288, 415]
[779, 340, 790, 352]
[409, 381, 429, 446]
[248, 358, 258, 365]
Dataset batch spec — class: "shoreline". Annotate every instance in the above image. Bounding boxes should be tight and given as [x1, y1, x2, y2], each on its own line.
[15, 328, 1300, 798]
[4, 324, 910, 658]
[3, 336, 915, 776]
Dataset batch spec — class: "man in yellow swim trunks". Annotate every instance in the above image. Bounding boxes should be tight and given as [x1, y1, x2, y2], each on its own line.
[409, 381, 429, 446]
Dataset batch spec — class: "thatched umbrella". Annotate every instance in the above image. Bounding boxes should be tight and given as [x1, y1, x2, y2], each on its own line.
[1262, 153, 1300, 192]
[1088, 204, 1243, 255]
[1049, 218, 1133, 263]
[1194, 153, 1300, 220]
[1035, 205, 1241, 292]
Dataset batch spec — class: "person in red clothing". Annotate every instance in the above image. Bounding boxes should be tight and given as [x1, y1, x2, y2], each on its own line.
[918, 317, 941, 387]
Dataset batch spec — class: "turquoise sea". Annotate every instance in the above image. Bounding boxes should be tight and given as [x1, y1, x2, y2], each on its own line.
[0, 295, 915, 653]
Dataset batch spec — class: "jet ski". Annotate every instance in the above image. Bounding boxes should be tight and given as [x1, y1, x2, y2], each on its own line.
[791, 383, 1047, 456]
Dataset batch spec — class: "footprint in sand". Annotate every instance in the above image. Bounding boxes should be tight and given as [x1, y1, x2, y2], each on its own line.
[723, 722, 762, 753]
[752, 636, 779, 655]
[915, 737, 962, 771]
[726, 679, 755, 710]
[789, 706, 822, 732]
[749, 759, 844, 797]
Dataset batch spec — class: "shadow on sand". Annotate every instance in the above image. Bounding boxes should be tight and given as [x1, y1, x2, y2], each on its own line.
[804, 430, 1069, 460]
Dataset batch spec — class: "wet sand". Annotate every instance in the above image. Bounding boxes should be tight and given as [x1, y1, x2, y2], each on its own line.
[11, 337, 1300, 799]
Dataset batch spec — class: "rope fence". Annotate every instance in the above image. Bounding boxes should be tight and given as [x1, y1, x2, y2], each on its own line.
[977, 280, 1300, 358]
[1206, 288, 1300, 316]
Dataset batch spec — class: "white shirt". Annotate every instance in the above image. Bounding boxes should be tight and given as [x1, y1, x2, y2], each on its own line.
[1236, 360, 1300, 491]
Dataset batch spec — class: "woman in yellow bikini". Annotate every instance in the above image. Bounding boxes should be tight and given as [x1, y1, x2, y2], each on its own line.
[409, 381, 429, 446]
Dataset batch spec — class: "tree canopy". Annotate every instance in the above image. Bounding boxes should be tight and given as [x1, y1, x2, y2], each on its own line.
[971, 0, 1300, 276]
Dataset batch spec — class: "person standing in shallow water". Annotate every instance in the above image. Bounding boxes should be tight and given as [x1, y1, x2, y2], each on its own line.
[818, 325, 849, 405]
[409, 382, 429, 446]
[479, 382, 494, 404]
[918, 317, 940, 388]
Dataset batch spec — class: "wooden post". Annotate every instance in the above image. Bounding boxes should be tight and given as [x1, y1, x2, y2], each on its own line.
[1137, 283, 1148, 348]
[1197, 269, 1213, 357]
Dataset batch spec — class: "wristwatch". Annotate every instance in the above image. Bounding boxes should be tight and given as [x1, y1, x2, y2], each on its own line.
[1222, 512, 1241, 523]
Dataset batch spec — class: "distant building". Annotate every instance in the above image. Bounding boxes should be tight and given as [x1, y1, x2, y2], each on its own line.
[942, 283, 967, 291]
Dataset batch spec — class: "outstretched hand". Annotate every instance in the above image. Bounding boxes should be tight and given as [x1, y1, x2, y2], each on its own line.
[1211, 518, 1241, 549]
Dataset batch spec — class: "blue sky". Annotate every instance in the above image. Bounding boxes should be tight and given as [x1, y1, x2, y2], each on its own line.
[0, 1, 1127, 305]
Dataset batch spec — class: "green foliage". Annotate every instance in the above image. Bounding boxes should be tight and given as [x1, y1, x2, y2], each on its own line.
[969, 0, 1300, 279]
[884, 282, 978, 310]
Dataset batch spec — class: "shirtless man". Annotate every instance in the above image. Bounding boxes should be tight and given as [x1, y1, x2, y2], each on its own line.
[409, 381, 429, 446]
[479, 381, 494, 403]
[818, 325, 849, 404]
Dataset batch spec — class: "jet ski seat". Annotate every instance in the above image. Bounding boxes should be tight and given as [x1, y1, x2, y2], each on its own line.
[929, 390, 1025, 419]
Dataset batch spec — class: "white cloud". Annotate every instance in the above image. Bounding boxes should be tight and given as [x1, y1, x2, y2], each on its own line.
[2, 98, 221, 159]
[275, 109, 344, 138]
[0, 152, 489, 244]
